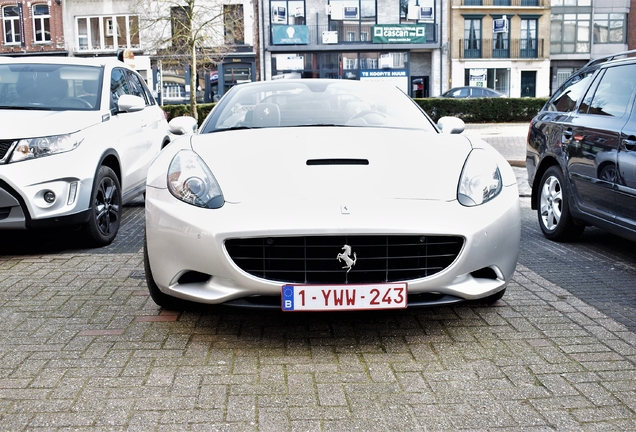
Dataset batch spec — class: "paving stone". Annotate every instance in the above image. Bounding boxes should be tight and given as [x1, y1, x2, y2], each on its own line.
[1, 125, 636, 429]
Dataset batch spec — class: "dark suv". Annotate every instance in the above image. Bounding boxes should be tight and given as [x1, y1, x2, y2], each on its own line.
[527, 50, 636, 242]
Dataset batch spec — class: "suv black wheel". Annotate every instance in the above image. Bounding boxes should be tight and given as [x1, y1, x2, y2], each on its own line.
[537, 166, 585, 241]
[83, 166, 122, 247]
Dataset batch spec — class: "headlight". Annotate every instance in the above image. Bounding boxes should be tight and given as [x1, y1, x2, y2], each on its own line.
[458, 149, 502, 206]
[9, 134, 81, 163]
[167, 150, 224, 208]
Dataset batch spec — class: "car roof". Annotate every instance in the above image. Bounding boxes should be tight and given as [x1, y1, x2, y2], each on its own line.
[0, 56, 126, 69]
[582, 48, 636, 69]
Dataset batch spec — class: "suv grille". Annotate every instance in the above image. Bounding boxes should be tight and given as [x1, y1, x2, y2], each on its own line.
[225, 235, 464, 284]
[0, 140, 15, 161]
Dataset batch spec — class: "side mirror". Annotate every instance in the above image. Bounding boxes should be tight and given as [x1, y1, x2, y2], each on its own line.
[116, 94, 145, 113]
[169, 116, 198, 135]
[437, 116, 465, 134]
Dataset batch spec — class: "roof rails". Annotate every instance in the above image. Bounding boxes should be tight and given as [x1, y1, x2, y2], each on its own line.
[583, 49, 636, 69]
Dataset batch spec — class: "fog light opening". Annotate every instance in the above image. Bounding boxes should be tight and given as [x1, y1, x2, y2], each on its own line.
[470, 267, 499, 280]
[43, 190, 56, 204]
[177, 271, 210, 285]
[67, 182, 78, 205]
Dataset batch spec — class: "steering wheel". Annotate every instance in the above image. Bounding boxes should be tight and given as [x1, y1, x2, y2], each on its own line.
[59, 97, 93, 109]
[347, 110, 388, 125]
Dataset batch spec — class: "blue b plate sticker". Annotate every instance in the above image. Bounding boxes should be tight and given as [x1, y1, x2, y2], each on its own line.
[282, 285, 294, 310]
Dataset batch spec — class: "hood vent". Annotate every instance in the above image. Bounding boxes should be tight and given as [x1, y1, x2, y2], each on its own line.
[306, 158, 369, 166]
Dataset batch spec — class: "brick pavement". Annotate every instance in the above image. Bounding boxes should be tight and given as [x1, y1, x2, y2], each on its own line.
[2, 123, 636, 430]
[1, 247, 636, 430]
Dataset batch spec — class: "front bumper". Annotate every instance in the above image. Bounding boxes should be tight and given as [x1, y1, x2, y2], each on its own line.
[145, 185, 521, 306]
[0, 159, 93, 230]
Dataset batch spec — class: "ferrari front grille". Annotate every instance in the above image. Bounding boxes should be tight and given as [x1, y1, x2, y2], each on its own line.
[225, 235, 464, 284]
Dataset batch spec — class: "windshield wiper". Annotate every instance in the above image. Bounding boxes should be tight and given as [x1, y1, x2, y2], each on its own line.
[209, 126, 253, 133]
[0, 105, 52, 111]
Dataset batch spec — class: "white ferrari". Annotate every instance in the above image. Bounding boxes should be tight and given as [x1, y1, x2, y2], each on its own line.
[144, 79, 521, 312]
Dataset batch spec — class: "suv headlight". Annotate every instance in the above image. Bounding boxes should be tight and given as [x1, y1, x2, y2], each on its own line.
[167, 150, 224, 208]
[458, 149, 502, 206]
[10, 134, 81, 163]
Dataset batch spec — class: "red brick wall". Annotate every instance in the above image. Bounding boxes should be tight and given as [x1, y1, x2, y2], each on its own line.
[0, 0, 66, 56]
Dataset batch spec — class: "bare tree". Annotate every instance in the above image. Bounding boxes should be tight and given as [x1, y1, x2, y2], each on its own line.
[134, 0, 246, 119]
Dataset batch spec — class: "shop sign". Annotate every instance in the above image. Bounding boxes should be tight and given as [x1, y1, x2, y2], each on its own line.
[272, 25, 309, 45]
[360, 69, 409, 94]
[372, 25, 428, 44]
[469, 69, 487, 87]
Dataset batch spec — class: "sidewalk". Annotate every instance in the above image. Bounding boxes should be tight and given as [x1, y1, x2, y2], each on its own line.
[464, 122, 531, 197]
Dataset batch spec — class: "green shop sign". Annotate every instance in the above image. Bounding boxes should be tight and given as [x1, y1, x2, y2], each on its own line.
[372, 24, 428, 44]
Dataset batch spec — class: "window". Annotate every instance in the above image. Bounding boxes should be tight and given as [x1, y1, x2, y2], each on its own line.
[548, 70, 595, 112]
[492, 16, 510, 59]
[106, 19, 116, 37]
[551, 14, 590, 54]
[271, 51, 407, 79]
[2, 5, 21, 45]
[224, 4, 244, 45]
[329, 0, 375, 43]
[556, 68, 575, 88]
[520, 19, 538, 58]
[400, 0, 434, 23]
[464, 18, 482, 58]
[76, 15, 140, 51]
[593, 14, 626, 44]
[580, 65, 636, 117]
[550, 0, 591, 5]
[32, 4, 51, 43]
[111, 68, 152, 111]
[271, 1, 305, 25]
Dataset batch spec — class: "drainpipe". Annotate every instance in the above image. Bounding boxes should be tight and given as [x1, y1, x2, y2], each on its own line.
[439, 0, 444, 96]
[260, 0, 265, 80]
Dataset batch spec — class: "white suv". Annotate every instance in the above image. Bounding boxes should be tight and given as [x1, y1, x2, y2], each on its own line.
[0, 57, 170, 246]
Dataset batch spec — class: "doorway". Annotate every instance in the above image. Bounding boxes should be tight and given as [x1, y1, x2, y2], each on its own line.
[521, 71, 536, 97]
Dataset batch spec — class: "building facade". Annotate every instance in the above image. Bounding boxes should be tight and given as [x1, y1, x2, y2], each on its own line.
[259, 0, 448, 97]
[449, 0, 552, 98]
[1, 0, 65, 56]
[550, 0, 631, 93]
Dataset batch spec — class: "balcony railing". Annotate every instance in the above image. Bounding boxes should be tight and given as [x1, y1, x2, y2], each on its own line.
[270, 23, 437, 46]
[459, 38, 545, 59]
[461, 0, 545, 6]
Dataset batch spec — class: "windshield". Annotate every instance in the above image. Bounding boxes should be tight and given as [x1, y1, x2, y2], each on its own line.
[200, 79, 436, 133]
[0, 63, 103, 111]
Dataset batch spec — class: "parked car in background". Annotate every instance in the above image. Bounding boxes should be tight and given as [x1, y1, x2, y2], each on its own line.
[0, 57, 170, 246]
[526, 49, 636, 242]
[440, 86, 507, 98]
[144, 78, 521, 312]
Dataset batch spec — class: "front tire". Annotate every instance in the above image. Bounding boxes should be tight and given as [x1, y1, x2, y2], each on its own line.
[143, 236, 189, 310]
[478, 288, 506, 305]
[83, 166, 122, 247]
[537, 166, 584, 241]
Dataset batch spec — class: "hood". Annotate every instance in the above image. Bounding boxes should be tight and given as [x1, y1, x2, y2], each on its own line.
[0, 110, 104, 139]
[190, 127, 474, 202]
